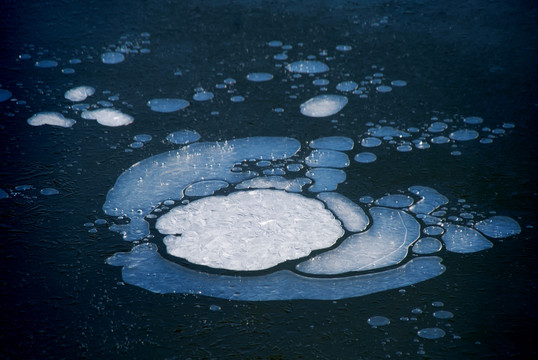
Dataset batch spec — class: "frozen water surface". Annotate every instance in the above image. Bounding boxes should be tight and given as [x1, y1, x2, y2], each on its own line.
[236, 176, 311, 193]
[81, 108, 133, 127]
[336, 81, 358, 92]
[474, 216, 521, 238]
[412, 237, 443, 254]
[306, 168, 346, 192]
[246, 73, 273, 82]
[133, 134, 152, 143]
[361, 137, 382, 147]
[157, 189, 344, 271]
[433, 310, 454, 319]
[297, 207, 421, 274]
[184, 180, 229, 197]
[449, 129, 479, 141]
[310, 136, 354, 151]
[375, 194, 414, 208]
[417, 328, 446, 339]
[101, 52, 125, 64]
[193, 91, 214, 101]
[300, 95, 348, 117]
[464, 116, 484, 124]
[442, 224, 493, 253]
[305, 149, 350, 168]
[354, 152, 377, 163]
[408, 186, 449, 215]
[166, 130, 201, 145]
[317, 192, 369, 232]
[368, 126, 411, 138]
[103, 137, 301, 240]
[107, 243, 445, 300]
[147, 98, 189, 112]
[27, 112, 76, 128]
[367, 316, 390, 326]
[286, 60, 329, 74]
[64, 86, 95, 102]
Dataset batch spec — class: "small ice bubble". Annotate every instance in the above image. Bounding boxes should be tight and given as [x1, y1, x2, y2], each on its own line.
[246, 73, 273, 82]
[40, 188, 59, 196]
[81, 108, 134, 127]
[35, 60, 58, 68]
[101, 52, 125, 64]
[367, 316, 390, 326]
[417, 327, 446, 339]
[147, 98, 189, 113]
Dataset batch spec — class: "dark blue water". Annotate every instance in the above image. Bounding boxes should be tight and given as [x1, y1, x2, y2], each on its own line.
[1, 0, 537, 358]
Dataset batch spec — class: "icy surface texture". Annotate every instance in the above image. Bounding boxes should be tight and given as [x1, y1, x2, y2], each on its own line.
[297, 207, 420, 274]
[236, 176, 311, 193]
[106, 243, 445, 300]
[474, 216, 521, 238]
[408, 186, 449, 214]
[442, 224, 493, 253]
[306, 168, 346, 192]
[103, 137, 301, 240]
[64, 86, 95, 102]
[309, 136, 354, 151]
[147, 98, 189, 112]
[156, 189, 344, 271]
[305, 150, 350, 168]
[184, 180, 228, 197]
[81, 108, 133, 127]
[27, 112, 76, 128]
[317, 192, 369, 232]
[300, 95, 348, 117]
[286, 60, 329, 74]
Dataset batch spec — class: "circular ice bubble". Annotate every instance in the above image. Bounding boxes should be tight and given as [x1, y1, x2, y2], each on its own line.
[336, 45, 352, 52]
[412, 237, 442, 254]
[40, 188, 59, 196]
[274, 53, 288, 61]
[375, 194, 414, 208]
[313, 79, 329, 86]
[81, 108, 134, 127]
[268, 40, 283, 47]
[35, 60, 58, 68]
[193, 91, 214, 101]
[417, 327, 445, 339]
[130, 141, 144, 149]
[433, 310, 454, 319]
[64, 86, 95, 102]
[431, 136, 450, 144]
[492, 128, 506, 135]
[223, 78, 236, 85]
[246, 73, 273, 82]
[133, 134, 152, 143]
[480, 138, 493, 144]
[147, 98, 189, 113]
[391, 80, 407, 87]
[27, 112, 76, 128]
[300, 95, 348, 117]
[0, 89, 13, 102]
[397, 145, 413, 152]
[367, 316, 390, 326]
[428, 122, 448, 133]
[69, 58, 82, 64]
[423, 226, 444, 236]
[503, 123, 515, 129]
[156, 189, 344, 271]
[449, 129, 479, 141]
[336, 81, 358, 92]
[310, 136, 354, 151]
[166, 129, 201, 145]
[101, 52, 125, 64]
[376, 85, 392, 93]
[230, 95, 245, 103]
[464, 116, 483, 125]
[62, 68, 75, 74]
[474, 216, 520, 238]
[361, 137, 382, 148]
[354, 152, 377, 163]
[286, 60, 329, 74]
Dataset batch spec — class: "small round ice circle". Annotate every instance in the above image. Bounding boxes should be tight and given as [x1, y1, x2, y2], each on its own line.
[104, 136, 520, 301]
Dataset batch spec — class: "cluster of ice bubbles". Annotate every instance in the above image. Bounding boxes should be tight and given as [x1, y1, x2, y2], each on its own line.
[102, 135, 520, 301]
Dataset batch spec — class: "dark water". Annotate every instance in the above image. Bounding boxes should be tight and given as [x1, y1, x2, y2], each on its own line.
[1, 0, 537, 358]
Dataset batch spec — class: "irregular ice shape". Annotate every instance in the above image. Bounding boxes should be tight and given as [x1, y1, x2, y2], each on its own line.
[64, 86, 95, 102]
[157, 189, 344, 271]
[235, 176, 311, 193]
[368, 126, 411, 138]
[0, 189, 9, 199]
[184, 180, 228, 197]
[147, 98, 189, 112]
[408, 186, 448, 215]
[166, 129, 201, 145]
[103, 137, 301, 241]
[306, 168, 346, 192]
[305, 149, 350, 168]
[442, 224, 493, 253]
[300, 95, 348, 117]
[286, 60, 329, 74]
[81, 108, 133, 127]
[474, 216, 520, 238]
[375, 194, 414, 208]
[107, 242, 445, 300]
[412, 237, 443, 254]
[309, 136, 354, 151]
[297, 207, 421, 274]
[27, 112, 76, 128]
[317, 192, 369, 232]
[417, 328, 445, 339]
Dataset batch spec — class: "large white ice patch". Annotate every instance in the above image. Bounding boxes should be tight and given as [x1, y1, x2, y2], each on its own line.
[157, 189, 344, 271]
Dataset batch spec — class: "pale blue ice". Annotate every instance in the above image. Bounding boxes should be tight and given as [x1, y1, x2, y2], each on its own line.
[309, 136, 354, 151]
[286, 60, 329, 74]
[305, 168, 346, 192]
[166, 130, 201, 145]
[305, 150, 350, 168]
